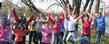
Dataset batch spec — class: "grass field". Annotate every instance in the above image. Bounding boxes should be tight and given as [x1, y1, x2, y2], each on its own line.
[67, 30, 109, 44]
[26, 30, 109, 44]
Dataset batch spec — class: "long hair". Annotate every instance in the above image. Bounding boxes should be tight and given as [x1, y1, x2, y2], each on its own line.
[0, 2, 2, 8]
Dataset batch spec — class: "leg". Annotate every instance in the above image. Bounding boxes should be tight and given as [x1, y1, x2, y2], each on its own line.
[58, 33, 63, 44]
[66, 32, 72, 42]
[95, 30, 101, 44]
[73, 31, 78, 44]
[0, 41, 5, 44]
[87, 35, 91, 44]
[33, 31, 37, 44]
[63, 31, 68, 44]
[99, 30, 105, 44]
[39, 32, 42, 44]
[15, 41, 23, 44]
[23, 36, 26, 44]
[35, 32, 38, 44]
[12, 34, 15, 41]
[80, 34, 84, 44]
[5, 42, 12, 44]
[73, 31, 78, 41]
[61, 32, 64, 38]
[51, 32, 57, 44]
[71, 32, 75, 44]
[29, 31, 33, 44]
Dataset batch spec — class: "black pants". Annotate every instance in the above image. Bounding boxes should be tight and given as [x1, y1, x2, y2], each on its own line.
[15, 41, 23, 44]
[41, 42, 50, 44]
[12, 34, 15, 41]
[36, 32, 42, 44]
[0, 41, 12, 44]
[95, 30, 105, 44]
[29, 31, 37, 44]
[60, 32, 64, 38]
[23, 36, 26, 44]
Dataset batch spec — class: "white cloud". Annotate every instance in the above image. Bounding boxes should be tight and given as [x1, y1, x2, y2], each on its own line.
[0, 0, 2, 2]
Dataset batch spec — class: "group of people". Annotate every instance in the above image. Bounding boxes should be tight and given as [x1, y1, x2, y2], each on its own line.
[0, 3, 107, 44]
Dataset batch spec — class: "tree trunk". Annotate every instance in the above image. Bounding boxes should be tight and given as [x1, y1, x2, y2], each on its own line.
[88, 0, 94, 13]
[83, 0, 90, 12]
[95, 0, 100, 13]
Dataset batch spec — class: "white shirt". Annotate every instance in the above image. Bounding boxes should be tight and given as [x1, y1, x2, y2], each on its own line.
[68, 16, 76, 31]
[64, 19, 68, 31]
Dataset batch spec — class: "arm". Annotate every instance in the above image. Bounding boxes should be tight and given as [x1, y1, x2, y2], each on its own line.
[72, 6, 76, 15]
[0, 24, 3, 34]
[87, 12, 94, 19]
[102, 1, 106, 16]
[46, 12, 55, 24]
[75, 12, 85, 21]
[12, 29, 17, 32]
[87, 12, 93, 22]
[7, 9, 11, 21]
[24, 29, 29, 33]
[81, 16, 84, 22]
[59, 12, 65, 23]
[12, 8, 19, 23]
[27, 15, 34, 23]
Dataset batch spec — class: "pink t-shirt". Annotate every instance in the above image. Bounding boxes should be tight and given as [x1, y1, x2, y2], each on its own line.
[47, 12, 64, 33]
[81, 17, 93, 35]
[41, 28, 52, 43]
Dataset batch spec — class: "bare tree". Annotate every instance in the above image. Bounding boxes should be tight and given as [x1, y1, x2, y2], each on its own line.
[95, 0, 100, 13]
[21, 0, 46, 18]
[83, 0, 94, 13]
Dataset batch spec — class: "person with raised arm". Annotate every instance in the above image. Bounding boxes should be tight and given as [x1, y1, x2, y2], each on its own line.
[12, 7, 35, 44]
[41, 22, 53, 44]
[13, 24, 29, 44]
[80, 12, 93, 44]
[0, 3, 13, 44]
[47, 11, 65, 44]
[65, 8, 85, 44]
[94, 1, 106, 44]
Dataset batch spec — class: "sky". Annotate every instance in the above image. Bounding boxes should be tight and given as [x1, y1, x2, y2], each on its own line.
[0, 0, 109, 12]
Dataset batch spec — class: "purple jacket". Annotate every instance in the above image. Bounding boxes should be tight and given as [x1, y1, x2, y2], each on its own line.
[0, 24, 12, 42]
[41, 28, 52, 43]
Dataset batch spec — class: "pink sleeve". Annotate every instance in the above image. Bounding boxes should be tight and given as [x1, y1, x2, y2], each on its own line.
[47, 12, 55, 24]
[89, 18, 93, 23]
[24, 29, 29, 33]
[13, 29, 18, 32]
[12, 8, 19, 23]
[28, 15, 34, 23]
[0, 24, 3, 34]
[81, 17, 84, 22]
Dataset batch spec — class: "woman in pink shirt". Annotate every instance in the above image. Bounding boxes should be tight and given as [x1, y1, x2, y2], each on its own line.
[80, 12, 93, 44]
[47, 12, 65, 44]
[0, 18, 12, 44]
[41, 22, 52, 44]
[13, 24, 29, 44]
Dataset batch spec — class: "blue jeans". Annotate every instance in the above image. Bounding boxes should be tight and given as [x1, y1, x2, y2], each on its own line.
[95, 30, 105, 44]
[63, 31, 69, 44]
[51, 32, 63, 44]
[29, 31, 37, 44]
[0, 41, 12, 44]
[36, 32, 42, 44]
[66, 31, 78, 44]
[80, 34, 90, 44]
